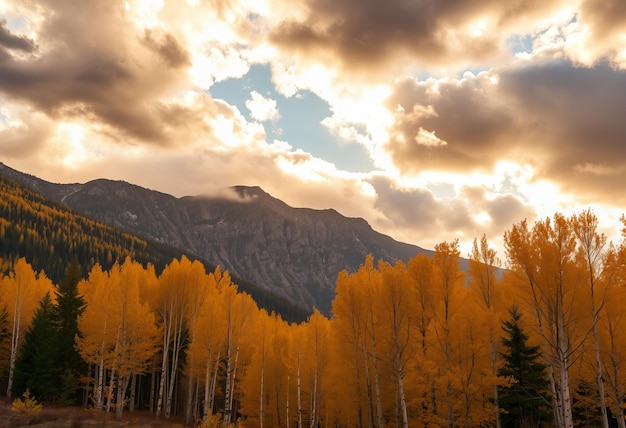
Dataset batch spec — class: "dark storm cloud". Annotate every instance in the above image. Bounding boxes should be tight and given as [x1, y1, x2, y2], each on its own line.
[369, 175, 475, 234]
[269, 0, 570, 73]
[499, 60, 626, 201]
[0, 19, 37, 53]
[0, 1, 195, 146]
[385, 59, 626, 203]
[141, 29, 192, 69]
[386, 73, 517, 173]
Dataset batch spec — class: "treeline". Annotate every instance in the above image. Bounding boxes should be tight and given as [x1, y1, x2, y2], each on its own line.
[0, 174, 309, 323]
[0, 174, 187, 281]
[1, 210, 626, 427]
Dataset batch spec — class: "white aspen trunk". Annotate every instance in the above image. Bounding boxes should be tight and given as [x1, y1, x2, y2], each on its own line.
[96, 312, 109, 410]
[106, 366, 116, 413]
[490, 332, 501, 428]
[194, 373, 200, 422]
[115, 316, 128, 419]
[297, 350, 303, 428]
[363, 346, 375, 428]
[396, 353, 408, 428]
[95, 352, 105, 411]
[549, 364, 564, 428]
[310, 360, 318, 428]
[129, 373, 137, 412]
[209, 349, 221, 415]
[6, 288, 22, 398]
[260, 352, 265, 428]
[557, 307, 574, 428]
[149, 363, 156, 413]
[229, 342, 241, 420]
[612, 360, 626, 428]
[185, 326, 198, 424]
[351, 336, 363, 428]
[106, 326, 121, 414]
[185, 362, 196, 424]
[224, 327, 234, 425]
[156, 309, 173, 417]
[115, 374, 131, 419]
[203, 347, 213, 420]
[592, 303, 609, 428]
[203, 357, 211, 420]
[445, 328, 453, 428]
[165, 314, 184, 418]
[524, 271, 564, 428]
[286, 374, 290, 428]
[370, 330, 384, 428]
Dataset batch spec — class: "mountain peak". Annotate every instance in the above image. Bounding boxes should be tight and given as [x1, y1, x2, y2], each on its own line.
[0, 163, 432, 314]
[230, 185, 269, 200]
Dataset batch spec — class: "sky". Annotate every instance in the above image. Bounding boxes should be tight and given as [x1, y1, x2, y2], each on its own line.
[1, 0, 626, 263]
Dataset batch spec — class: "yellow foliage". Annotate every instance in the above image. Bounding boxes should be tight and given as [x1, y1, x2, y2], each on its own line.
[11, 389, 42, 417]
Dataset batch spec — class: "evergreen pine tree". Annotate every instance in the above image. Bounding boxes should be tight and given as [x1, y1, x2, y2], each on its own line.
[498, 306, 552, 428]
[13, 293, 61, 403]
[54, 258, 86, 405]
[0, 305, 10, 391]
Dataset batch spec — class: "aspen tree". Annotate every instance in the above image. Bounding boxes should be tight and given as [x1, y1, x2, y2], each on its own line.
[76, 264, 114, 411]
[378, 260, 414, 428]
[153, 257, 192, 418]
[220, 280, 256, 424]
[599, 244, 626, 428]
[468, 234, 502, 428]
[239, 309, 283, 428]
[304, 309, 330, 428]
[359, 256, 385, 428]
[504, 214, 584, 428]
[571, 209, 609, 428]
[180, 258, 210, 425]
[432, 240, 465, 428]
[110, 259, 160, 419]
[407, 253, 437, 425]
[186, 266, 225, 421]
[332, 269, 371, 427]
[1, 258, 54, 398]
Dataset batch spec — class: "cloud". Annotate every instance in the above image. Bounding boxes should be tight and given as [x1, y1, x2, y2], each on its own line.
[572, 0, 626, 66]
[246, 91, 281, 122]
[385, 73, 518, 175]
[0, 1, 194, 146]
[382, 59, 626, 207]
[0, 19, 37, 52]
[0, 107, 52, 156]
[141, 28, 191, 69]
[268, 0, 575, 77]
[498, 60, 626, 202]
[3, 0, 626, 261]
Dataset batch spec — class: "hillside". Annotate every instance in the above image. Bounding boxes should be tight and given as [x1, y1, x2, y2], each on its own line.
[0, 173, 310, 322]
[0, 163, 434, 314]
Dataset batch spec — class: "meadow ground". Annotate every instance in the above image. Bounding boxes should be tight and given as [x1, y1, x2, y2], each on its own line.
[0, 400, 187, 427]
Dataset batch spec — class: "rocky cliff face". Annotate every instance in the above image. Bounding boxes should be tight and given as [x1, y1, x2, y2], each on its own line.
[0, 163, 430, 314]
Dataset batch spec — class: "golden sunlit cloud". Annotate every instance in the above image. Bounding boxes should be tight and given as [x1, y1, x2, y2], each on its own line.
[2, 0, 626, 260]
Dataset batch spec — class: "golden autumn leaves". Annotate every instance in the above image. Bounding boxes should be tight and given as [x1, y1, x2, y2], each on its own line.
[1, 209, 626, 427]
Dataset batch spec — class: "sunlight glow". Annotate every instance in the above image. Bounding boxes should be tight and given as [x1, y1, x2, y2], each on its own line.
[467, 19, 487, 38]
[56, 122, 87, 166]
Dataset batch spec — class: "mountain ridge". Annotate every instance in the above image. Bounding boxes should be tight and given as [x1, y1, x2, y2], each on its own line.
[0, 162, 434, 314]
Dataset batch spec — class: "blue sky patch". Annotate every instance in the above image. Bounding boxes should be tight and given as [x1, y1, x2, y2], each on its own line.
[209, 64, 374, 173]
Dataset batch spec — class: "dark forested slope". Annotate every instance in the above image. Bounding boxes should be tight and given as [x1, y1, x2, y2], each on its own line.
[0, 173, 309, 322]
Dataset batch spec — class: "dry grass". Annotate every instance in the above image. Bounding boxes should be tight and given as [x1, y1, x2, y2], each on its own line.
[0, 400, 187, 427]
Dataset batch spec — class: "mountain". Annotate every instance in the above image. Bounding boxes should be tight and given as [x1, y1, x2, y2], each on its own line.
[0, 172, 186, 283]
[0, 162, 432, 314]
[0, 171, 310, 322]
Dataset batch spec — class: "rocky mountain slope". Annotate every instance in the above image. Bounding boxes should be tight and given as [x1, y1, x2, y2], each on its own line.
[0, 162, 432, 314]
